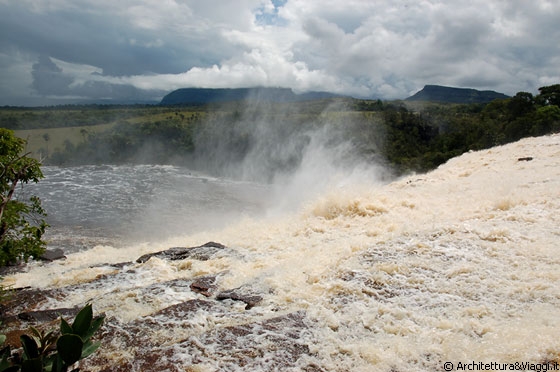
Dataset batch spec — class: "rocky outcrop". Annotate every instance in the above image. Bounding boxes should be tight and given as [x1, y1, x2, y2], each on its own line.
[0, 249, 67, 277]
[1, 242, 317, 371]
[136, 241, 227, 263]
[0, 287, 67, 326]
[175, 311, 316, 371]
[93, 310, 316, 372]
[190, 274, 219, 297]
[39, 248, 66, 262]
[216, 286, 264, 310]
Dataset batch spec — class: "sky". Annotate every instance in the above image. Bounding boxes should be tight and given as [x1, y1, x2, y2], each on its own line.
[0, 0, 559, 106]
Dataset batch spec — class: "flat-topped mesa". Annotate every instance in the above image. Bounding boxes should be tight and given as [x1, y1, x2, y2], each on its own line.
[406, 84, 510, 103]
[159, 87, 340, 105]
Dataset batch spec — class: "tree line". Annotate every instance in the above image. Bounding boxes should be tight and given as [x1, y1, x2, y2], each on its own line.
[380, 84, 560, 172]
[0, 104, 162, 130]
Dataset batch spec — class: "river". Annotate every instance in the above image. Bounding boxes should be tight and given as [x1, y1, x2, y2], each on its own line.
[3, 134, 560, 371]
[30, 164, 273, 252]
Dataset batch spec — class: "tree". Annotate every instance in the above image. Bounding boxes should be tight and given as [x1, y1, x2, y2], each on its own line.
[537, 84, 560, 107]
[80, 128, 88, 142]
[0, 128, 48, 266]
[507, 92, 535, 118]
[42, 133, 50, 159]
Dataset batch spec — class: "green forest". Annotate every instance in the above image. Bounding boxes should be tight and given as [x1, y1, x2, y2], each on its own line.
[2, 84, 560, 177]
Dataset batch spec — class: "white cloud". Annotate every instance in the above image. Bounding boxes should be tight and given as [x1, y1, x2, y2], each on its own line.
[118, 47, 343, 95]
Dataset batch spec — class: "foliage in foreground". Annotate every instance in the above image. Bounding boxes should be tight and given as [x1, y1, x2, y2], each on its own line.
[0, 304, 104, 372]
[0, 129, 48, 266]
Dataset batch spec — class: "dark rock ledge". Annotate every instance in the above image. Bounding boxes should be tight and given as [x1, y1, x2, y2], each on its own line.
[190, 274, 219, 297]
[0, 249, 67, 277]
[136, 241, 227, 263]
[39, 248, 66, 262]
[112, 311, 319, 372]
[216, 286, 264, 310]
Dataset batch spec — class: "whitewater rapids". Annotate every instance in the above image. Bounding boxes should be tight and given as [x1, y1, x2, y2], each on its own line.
[3, 133, 560, 371]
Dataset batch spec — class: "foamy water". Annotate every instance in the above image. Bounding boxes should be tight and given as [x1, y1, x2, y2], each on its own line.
[4, 134, 560, 371]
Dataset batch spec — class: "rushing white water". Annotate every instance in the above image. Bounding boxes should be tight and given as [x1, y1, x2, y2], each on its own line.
[3, 134, 560, 371]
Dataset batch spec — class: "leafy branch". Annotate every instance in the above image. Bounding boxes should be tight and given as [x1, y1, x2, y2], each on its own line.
[0, 304, 104, 372]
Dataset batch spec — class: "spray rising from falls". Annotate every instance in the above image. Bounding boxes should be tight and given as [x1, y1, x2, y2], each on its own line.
[2, 126, 560, 369]
[191, 99, 391, 210]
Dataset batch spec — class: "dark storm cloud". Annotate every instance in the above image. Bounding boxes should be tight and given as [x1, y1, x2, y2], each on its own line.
[31, 55, 74, 95]
[29, 55, 165, 102]
[0, 2, 229, 77]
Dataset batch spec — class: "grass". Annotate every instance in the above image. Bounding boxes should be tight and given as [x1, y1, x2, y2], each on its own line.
[15, 124, 114, 160]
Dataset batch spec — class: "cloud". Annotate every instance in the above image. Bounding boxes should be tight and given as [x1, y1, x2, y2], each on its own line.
[31, 55, 74, 95]
[28, 55, 165, 102]
[0, 0, 559, 105]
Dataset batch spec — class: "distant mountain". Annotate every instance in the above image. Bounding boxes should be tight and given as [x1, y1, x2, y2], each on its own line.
[406, 85, 510, 103]
[159, 87, 340, 105]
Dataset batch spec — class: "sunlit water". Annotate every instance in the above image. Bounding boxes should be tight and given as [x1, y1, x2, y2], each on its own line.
[4, 134, 560, 371]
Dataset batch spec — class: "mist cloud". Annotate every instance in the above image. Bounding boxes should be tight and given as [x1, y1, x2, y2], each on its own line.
[0, 0, 559, 105]
[189, 99, 391, 211]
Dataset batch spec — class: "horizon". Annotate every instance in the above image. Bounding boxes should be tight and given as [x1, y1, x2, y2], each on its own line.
[0, 84, 513, 108]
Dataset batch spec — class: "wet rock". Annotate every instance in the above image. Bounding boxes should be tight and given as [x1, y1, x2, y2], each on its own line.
[97, 299, 223, 346]
[190, 275, 219, 297]
[89, 261, 133, 269]
[1, 304, 79, 349]
[0, 262, 26, 277]
[139, 278, 194, 300]
[183, 311, 314, 370]
[2, 242, 319, 371]
[147, 299, 218, 319]
[216, 286, 263, 309]
[90, 311, 315, 372]
[85, 299, 226, 371]
[17, 307, 79, 323]
[136, 241, 227, 263]
[94, 300, 219, 351]
[74, 272, 315, 372]
[39, 248, 66, 262]
[0, 287, 66, 324]
[0, 250, 65, 276]
[99, 347, 180, 372]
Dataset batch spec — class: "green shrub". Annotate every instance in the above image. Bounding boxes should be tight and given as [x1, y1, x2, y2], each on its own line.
[0, 304, 104, 372]
[1, 128, 48, 267]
